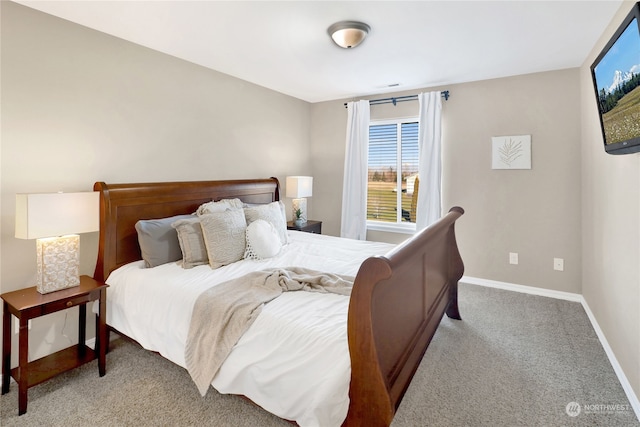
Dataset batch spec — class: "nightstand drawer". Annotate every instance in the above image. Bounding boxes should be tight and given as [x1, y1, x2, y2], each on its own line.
[304, 224, 321, 234]
[287, 220, 322, 234]
[41, 293, 92, 315]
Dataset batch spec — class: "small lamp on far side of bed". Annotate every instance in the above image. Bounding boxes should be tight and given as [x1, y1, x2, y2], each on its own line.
[285, 176, 313, 225]
[15, 192, 99, 294]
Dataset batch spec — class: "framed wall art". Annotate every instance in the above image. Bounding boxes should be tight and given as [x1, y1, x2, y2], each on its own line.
[491, 135, 531, 170]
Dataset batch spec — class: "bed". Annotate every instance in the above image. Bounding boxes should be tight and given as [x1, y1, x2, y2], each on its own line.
[92, 177, 465, 427]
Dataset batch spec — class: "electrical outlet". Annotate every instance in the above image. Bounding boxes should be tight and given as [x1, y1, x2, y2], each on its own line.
[554, 258, 564, 271]
[509, 252, 518, 265]
[14, 320, 32, 334]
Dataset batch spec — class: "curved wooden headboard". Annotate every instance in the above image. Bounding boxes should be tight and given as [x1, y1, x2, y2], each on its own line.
[92, 178, 280, 282]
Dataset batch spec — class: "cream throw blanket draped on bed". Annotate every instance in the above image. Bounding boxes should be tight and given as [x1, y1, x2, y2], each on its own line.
[185, 267, 354, 396]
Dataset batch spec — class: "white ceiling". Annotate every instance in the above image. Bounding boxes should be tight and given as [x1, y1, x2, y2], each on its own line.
[16, 0, 623, 103]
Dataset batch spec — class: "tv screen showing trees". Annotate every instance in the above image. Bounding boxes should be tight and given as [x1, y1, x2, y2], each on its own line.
[591, 3, 640, 155]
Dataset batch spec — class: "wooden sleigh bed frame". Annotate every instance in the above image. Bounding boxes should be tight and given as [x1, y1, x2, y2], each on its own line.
[92, 177, 465, 427]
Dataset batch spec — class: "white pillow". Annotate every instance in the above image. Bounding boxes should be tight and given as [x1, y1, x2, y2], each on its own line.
[244, 219, 282, 260]
[243, 201, 289, 245]
[196, 198, 244, 215]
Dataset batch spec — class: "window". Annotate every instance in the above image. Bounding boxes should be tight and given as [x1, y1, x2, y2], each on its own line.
[367, 119, 418, 233]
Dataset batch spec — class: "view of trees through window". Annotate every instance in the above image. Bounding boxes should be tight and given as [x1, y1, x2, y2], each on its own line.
[367, 120, 419, 224]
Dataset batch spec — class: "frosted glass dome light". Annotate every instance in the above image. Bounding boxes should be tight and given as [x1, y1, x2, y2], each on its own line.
[328, 21, 371, 49]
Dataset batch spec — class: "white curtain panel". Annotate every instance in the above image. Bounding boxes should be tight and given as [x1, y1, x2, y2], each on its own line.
[340, 100, 370, 240]
[416, 91, 443, 230]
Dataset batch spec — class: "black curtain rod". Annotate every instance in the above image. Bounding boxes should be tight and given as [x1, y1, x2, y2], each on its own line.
[343, 90, 449, 108]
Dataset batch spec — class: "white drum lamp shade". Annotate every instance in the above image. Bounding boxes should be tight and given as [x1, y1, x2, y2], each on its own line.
[15, 192, 99, 293]
[286, 176, 313, 223]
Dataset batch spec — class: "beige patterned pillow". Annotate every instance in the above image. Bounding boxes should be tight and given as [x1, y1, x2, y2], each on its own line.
[243, 201, 288, 245]
[196, 198, 244, 215]
[172, 217, 208, 269]
[199, 209, 247, 269]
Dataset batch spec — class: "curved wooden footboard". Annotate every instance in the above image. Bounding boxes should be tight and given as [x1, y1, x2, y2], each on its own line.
[345, 207, 464, 426]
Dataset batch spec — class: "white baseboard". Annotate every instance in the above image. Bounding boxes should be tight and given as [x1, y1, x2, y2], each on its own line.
[579, 300, 640, 422]
[461, 276, 640, 421]
[461, 275, 584, 302]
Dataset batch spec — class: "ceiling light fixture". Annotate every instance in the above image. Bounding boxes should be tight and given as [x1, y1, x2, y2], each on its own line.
[327, 21, 370, 49]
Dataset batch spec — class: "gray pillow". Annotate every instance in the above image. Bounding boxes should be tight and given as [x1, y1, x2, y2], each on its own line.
[172, 217, 208, 269]
[135, 214, 194, 267]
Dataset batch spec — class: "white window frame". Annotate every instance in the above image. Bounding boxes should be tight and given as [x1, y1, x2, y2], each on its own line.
[366, 117, 418, 235]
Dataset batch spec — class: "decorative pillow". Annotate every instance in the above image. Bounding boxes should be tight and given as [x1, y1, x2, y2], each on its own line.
[135, 214, 194, 268]
[244, 219, 282, 260]
[243, 201, 288, 245]
[171, 217, 208, 269]
[196, 198, 244, 215]
[199, 209, 247, 269]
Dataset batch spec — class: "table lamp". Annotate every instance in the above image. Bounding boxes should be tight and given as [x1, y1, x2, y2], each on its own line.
[285, 176, 313, 224]
[15, 192, 99, 294]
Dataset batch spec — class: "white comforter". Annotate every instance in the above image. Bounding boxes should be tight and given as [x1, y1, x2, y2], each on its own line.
[103, 231, 395, 427]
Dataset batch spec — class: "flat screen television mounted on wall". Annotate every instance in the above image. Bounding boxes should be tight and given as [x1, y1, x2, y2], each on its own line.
[590, 2, 640, 155]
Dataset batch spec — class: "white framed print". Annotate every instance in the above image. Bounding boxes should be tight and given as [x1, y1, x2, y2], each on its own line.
[491, 135, 531, 170]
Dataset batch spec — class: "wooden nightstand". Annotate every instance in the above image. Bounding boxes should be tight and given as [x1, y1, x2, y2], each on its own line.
[287, 220, 322, 234]
[1, 275, 108, 415]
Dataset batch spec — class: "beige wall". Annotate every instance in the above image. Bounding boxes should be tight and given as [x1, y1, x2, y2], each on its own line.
[580, 0, 640, 401]
[311, 69, 583, 293]
[1, 2, 310, 360]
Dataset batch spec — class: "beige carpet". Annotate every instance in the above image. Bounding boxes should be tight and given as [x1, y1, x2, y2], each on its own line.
[1, 283, 638, 426]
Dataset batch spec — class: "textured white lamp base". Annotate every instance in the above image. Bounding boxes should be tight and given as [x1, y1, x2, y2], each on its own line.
[36, 235, 80, 294]
[292, 198, 308, 223]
